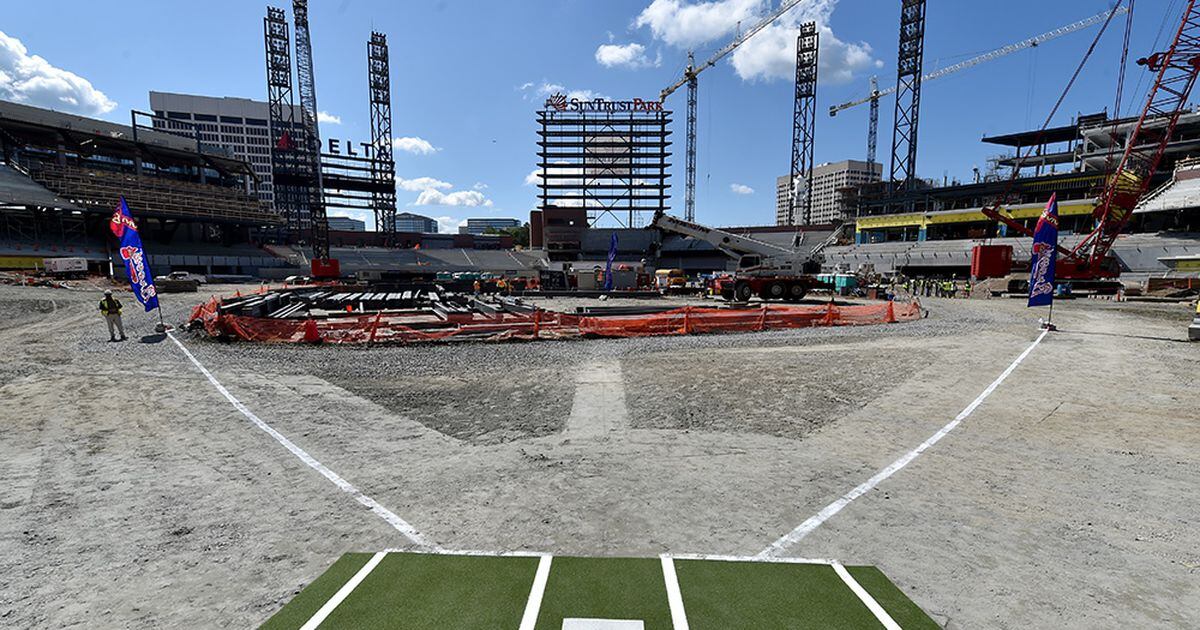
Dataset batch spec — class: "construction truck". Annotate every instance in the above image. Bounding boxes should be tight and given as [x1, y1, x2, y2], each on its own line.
[650, 210, 830, 302]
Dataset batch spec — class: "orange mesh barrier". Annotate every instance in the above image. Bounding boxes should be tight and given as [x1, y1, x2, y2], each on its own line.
[188, 298, 921, 344]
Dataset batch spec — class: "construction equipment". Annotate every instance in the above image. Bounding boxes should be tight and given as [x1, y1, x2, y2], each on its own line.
[830, 6, 1130, 166]
[660, 0, 809, 222]
[651, 210, 823, 302]
[984, 0, 1200, 282]
[890, 0, 927, 200]
[789, 22, 819, 225]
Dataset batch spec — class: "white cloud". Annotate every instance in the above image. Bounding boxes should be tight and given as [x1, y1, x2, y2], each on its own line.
[595, 42, 660, 69]
[432, 216, 467, 234]
[392, 136, 439, 155]
[516, 81, 534, 91]
[397, 176, 453, 192]
[524, 81, 608, 103]
[634, 0, 763, 49]
[731, 1, 877, 84]
[0, 30, 116, 115]
[414, 189, 493, 208]
[525, 163, 585, 187]
[472, 182, 488, 190]
[634, 0, 877, 85]
[317, 111, 341, 124]
[730, 183, 754, 195]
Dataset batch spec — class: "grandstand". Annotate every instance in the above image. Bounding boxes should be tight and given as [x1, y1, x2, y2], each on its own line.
[0, 99, 284, 273]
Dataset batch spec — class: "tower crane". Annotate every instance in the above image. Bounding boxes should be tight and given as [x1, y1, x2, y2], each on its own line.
[660, 0, 811, 222]
[830, 6, 1129, 167]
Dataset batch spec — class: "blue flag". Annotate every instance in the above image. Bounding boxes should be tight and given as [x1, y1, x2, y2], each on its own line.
[1027, 193, 1058, 308]
[603, 232, 618, 291]
[109, 197, 160, 312]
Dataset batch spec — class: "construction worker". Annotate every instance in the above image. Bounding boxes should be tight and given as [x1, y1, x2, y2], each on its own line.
[99, 289, 127, 342]
[473, 279, 481, 296]
[496, 277, 507, 295]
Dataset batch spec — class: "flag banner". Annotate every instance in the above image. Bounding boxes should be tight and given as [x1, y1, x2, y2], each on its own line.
[110, 197, 160, 312]
[1027, 193, 1059, 308]
[603, 232, 618, 291]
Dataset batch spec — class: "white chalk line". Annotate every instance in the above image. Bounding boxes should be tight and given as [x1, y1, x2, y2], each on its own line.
[660, 555, 690, 630]
[758, 329, 1050, 558]
[299, 551, 387, 630]
[167, 332, 438, 551]
[833, 563, 901, 630]
[518, 554, 554, 630]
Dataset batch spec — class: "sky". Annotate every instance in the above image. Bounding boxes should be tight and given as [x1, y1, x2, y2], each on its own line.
[0, 0, 1179, 230]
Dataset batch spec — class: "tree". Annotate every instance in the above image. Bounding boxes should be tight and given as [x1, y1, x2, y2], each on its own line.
[483, 223, 530, 248]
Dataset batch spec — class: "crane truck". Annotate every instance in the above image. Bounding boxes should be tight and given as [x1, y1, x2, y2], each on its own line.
[650, 210, 830, 302]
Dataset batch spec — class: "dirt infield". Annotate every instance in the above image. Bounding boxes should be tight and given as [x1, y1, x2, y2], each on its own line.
[1, 284, 1197, 628]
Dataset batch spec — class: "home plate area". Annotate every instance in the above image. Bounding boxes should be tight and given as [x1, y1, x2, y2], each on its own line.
[263, 552, 938, 629]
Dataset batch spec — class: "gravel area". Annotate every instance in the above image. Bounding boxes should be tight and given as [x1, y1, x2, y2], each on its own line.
[1, 282, 1197, 629]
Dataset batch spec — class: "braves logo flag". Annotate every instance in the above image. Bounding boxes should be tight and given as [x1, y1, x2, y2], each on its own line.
[603, 232, 618, 291]
[1027, 193, 1059, 308]
[109, 197, 160, 312]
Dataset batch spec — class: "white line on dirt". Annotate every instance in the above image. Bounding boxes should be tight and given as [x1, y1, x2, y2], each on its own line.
[564, 359, 629, 440]
[299, 551, 387, 630]
[167, 332, 438, 550]
[660, 555, 690, 630]
[832, 563, 901, 630]
[518, 554, 554, 630]
[758, 329, 1049, 558]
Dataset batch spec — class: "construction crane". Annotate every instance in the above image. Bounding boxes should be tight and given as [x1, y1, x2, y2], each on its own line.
[661, 0, 810, 222]
[292, 0, 334, 273]
[830, 6, 1130, 167]
[984, 0, 1200, 281]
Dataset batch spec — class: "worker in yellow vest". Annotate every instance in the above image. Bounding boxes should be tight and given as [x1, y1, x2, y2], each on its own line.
[98, 289, 127, 342]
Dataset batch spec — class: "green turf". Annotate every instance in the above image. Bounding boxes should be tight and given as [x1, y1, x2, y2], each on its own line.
[260, 552, 374, 630]
[847, 566, 940, 629]
[315, 552, 540, 629]
[534, 556, 674, 629]
[674, 559, 884, 629]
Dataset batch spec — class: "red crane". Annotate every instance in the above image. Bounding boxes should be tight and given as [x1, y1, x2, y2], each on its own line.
[984, 0, 1200, 281]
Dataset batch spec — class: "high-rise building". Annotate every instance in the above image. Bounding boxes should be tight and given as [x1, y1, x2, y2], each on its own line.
[776, 160, 882, 225]
[395, 212, 439, 233]
[460, 218, 520, 236]
[148, 91, 304, 210]
[327, 216, 366, 232]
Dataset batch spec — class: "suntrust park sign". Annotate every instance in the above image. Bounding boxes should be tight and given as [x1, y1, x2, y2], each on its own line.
[544, 92, 664, 113]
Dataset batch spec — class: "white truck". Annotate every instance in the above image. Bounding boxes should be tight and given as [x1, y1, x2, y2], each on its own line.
[43, 257, 88, 277]
[650, 210, 831, 302]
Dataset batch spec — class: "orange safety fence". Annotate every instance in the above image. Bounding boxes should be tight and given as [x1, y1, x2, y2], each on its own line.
[187, 297, 922, 345]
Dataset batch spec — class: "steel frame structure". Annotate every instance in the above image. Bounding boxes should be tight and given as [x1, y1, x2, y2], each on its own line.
[292, 0, 328, 260]
[367, 32, 397, 245]
[889, 0, 927, 201]
[264, 6, 309, 237]
[536, 107, 672, 228]
[867, 76, 879, 170]
[789, 22, 819, 225]
[685, 53, 698, 223]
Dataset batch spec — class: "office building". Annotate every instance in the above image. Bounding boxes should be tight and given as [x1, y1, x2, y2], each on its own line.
[776, 160, 882, 225]
[395, 212, 439, 233]
[460, 217, 521, 235]
[327, 216, 366, 232]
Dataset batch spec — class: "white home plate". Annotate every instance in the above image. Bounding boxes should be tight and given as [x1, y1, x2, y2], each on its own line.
[562, 620, 645, 630]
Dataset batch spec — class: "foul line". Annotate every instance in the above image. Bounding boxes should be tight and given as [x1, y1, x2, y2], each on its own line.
[833, 563, 901, 630]
[758, 329, 1049, 558]
[660, 555, 691, 630]
[299, 551, 387, 630]
[167, 332, 437, 550]
[518, 554, 554, 630]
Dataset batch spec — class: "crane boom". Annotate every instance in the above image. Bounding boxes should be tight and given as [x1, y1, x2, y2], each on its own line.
[660, 0, 809, 101]
[829, 6, 1129, 116]
[651, 210, 796, 260]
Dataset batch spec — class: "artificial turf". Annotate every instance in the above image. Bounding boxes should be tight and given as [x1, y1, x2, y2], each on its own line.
[533, 556, 674, 629]
[261, 553, 939, 629]
[261, 553, 373, 630]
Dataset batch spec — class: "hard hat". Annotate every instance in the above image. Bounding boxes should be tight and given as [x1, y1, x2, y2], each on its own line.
[104, 289, 113, 295]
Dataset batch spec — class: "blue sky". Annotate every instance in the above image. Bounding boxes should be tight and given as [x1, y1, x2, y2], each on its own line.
[0, 0, 1173, 229]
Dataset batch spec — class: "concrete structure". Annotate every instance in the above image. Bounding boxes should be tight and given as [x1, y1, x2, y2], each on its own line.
[327, 216, 366, 232]
[460, 217, 521, 235]
[395, 212, 438, 233]
[149, 91, 304, 209]
[777, 160, 881, 226]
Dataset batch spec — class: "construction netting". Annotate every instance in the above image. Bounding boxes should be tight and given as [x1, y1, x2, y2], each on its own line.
[189, 298, 923, 345]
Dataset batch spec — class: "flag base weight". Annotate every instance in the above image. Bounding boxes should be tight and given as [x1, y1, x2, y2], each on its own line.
[1038, 318, 1057, 332]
